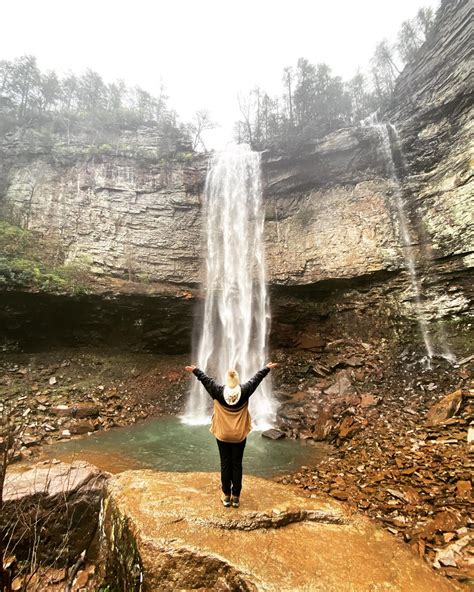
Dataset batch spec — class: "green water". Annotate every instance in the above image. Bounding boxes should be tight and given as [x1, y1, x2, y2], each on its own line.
[44, 416, 328, 477]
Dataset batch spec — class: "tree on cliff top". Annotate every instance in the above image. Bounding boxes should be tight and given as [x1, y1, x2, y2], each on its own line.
[0, 56, 191, 151]
[233, 4, 436, 150]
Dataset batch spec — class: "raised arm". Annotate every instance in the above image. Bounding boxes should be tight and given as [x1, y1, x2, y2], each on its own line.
[189, 367, 222, 399]
[241, 366, 271, 398]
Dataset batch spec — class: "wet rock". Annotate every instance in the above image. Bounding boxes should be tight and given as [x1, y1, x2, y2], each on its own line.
[63, 418, 96, 435]
[51, 402, 99, 418]
[261, 428, 286, 440]
[100, 470, 455, 592]
[426, 390, 463, 426]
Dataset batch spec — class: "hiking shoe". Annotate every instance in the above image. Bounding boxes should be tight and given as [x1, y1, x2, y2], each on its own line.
[231, 496, 240, 508]
[222, 495, 231, 507]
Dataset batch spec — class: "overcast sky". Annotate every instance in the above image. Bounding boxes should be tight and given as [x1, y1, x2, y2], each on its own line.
[1, 0, 440, 147]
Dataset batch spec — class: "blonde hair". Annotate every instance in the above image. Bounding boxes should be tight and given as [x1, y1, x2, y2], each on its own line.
[226, 368, 240, 388]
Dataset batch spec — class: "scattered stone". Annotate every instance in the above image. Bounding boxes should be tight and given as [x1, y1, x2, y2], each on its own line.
[296, 333, 326, 351]
[455, 480, 471, 498]
[386, 486, 421, 505]
[74, 570, 90, 587]
[338, 416, 366, 439]
[49, 376, 57, 385]
[433, 547, 457, 569]
[325, 371, 352, 396]
[51, 403, 99, 418]
[262, 428, 286, 440]
[21, 434, 42, 447]
[360, 394, 380, 408]
[426, 389, 462, 426]
[467, 427, 474, 443]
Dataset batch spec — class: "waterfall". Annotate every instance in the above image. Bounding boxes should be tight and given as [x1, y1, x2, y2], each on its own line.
[363, 118, 455, 363]
[182, 144, 277, 428]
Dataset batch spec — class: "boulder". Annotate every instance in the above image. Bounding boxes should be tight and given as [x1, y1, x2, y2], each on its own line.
[2, 460, 108, 563]
[261, 428, 286, 440]
[100, 470, 457, 591]
[324, 370, 353, 396]
[51, 402, 100, 418]
[338, 416, 367, 440]
[426, 390, 463, 426]
[312, 406, 335, 441]
[296, 333, 326, 351]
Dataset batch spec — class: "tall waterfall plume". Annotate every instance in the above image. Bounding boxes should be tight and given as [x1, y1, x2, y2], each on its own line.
[183, 144, 277, 428]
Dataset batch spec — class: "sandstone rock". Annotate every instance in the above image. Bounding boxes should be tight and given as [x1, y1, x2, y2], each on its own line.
[100, 471, 456, 591]
[455, 480, 471, 498]
[386, 486, 421, 505]
[467, 426, 474, 443]
[2, 460, 108, 563]
[261, 428, 285, 440]
[338, 416, 367, 440]
[51, 402, 99, 418]
[296, 333, 326, 351]
[360, 394, 380, 408]
[63, 418, 96, 435]
[325, 371, 352, 396]
[312, 406, 335, 441]
[426, 390, 463, 426]
[421, 509, 466, 537]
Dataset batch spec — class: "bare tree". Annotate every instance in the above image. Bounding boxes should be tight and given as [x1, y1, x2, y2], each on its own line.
[237, 92, 254, 146]
[282, 67, 294, 129]
[188, 109, 216, 151]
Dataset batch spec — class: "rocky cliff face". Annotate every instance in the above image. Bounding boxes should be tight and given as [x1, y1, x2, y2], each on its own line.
[0, 0, 471, 354]
[262, 127, 403, 285]
[1, 126, 206, 285]
[386, 0, 473, 323]
[259, 0, 472, 355]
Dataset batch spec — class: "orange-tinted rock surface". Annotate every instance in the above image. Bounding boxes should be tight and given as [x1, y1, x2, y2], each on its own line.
[100, 470, 460, 591]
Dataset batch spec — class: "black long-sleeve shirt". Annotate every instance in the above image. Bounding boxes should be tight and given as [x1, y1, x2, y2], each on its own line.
[192, 367, 270, 412]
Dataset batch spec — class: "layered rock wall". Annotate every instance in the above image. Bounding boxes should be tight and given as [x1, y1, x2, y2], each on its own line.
[1, 128, 205, 284]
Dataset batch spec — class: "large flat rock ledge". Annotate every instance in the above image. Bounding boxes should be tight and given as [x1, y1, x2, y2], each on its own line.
[100, 471, 458, 591]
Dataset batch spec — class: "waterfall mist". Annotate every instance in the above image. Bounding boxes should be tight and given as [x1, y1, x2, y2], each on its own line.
[183, 144, 277, 428]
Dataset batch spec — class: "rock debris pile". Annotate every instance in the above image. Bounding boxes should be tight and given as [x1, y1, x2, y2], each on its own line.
[275, 342, 473, 588]
[0, 351, 188, 461]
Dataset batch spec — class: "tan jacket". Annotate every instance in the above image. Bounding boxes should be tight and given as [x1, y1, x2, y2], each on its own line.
[210, 400, 251, 443]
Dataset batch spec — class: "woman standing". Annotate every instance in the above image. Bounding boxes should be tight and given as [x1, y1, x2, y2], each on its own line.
[185, 362, 277, 508]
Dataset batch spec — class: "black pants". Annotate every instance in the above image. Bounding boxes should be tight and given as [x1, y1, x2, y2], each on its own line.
[216, 438, 246, 496]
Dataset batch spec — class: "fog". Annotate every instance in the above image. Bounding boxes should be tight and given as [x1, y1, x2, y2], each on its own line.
[1, 0, 440, 147]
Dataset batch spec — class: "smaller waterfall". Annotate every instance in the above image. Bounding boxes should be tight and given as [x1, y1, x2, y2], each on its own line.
[183, 144, 277, 428]
[376, 123, 434, 359]
[363, 117, 455, 363]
